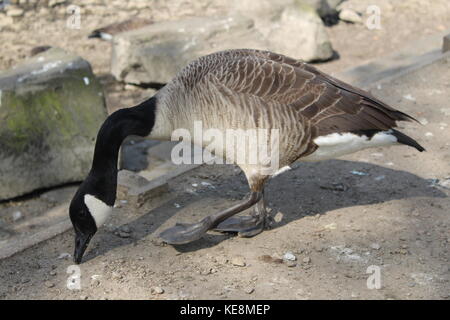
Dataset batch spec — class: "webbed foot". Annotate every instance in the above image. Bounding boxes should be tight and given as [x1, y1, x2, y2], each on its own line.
[159, 216, 213, 245]
[160, 191, 263, 245]
[214, 214, 272, 237]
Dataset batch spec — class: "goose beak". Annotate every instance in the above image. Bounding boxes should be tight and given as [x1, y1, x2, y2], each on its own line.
[74, 231, 94, 264]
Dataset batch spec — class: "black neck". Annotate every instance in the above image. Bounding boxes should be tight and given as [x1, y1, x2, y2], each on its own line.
[84, 96, 157, 206]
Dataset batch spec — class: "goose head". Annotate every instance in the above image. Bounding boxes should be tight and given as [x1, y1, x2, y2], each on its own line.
[69, 97, 156, 264]
[69, 178, 114, 264]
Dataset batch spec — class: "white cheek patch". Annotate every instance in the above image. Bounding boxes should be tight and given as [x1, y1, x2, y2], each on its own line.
[84, 194, 113, 228]
[301, 131, 398, 162]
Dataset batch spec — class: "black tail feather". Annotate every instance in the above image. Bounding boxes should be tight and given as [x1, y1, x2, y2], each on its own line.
[88, 30, 101, 39]
[391, 129, 425, 152]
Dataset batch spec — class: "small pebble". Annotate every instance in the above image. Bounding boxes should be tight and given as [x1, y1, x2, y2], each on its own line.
[245, 287, 255, 294]
[339, 8, 362, 24]
[302, 257, 311, 264]
[117, 231, 131, 238]
[231, 256, 246, 267]
[151, 286, 164, 294]
[371, 243, 381, 250]
[324, 223, 337, 230]
[44, 281, 55, 288]
[403, 94, 416, 101]
[12, 211, 23, 221]
[351, 170, 368, 176]
[286, 261, 297, 267]
[283, 252, 296, 261]
[57, 253, 71, 260]
[120, 225, 131, 233]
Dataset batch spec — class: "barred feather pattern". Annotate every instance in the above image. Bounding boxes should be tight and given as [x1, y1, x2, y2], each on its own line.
[153, 49, 418, 189]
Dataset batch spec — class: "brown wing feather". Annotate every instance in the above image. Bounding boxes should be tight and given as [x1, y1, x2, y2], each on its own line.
[206, 49, 416, 138]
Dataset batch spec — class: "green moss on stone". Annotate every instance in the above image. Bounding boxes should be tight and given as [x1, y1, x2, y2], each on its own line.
[0, 68, 106, 154]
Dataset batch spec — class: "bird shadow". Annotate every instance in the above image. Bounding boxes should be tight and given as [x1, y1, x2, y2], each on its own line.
[83, 159, 447, 260]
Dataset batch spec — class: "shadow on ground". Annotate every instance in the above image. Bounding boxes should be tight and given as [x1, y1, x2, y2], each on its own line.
[83, 159, 447, 260]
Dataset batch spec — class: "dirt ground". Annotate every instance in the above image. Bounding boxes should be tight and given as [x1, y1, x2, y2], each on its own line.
[0, 0, 449, 300]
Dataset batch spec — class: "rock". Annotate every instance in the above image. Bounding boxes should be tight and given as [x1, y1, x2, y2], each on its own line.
[339, 8, 363, 24]
[6, 7, 24, 17]
[111, 15, 263, 84]
[286, 261, 297, 267]
[117, 170, 150, 199]
[235, 1, 334, 60]
[48, 0, 66, 7]
[265, 3, 334, 61]
[12, 210, 23, 221]
[115, 225, 132, 238]
[231, 255, 246, 267]
[283, 252, 297, 261]
[0, 48, 107, 200]
[370, 243, 381, 250]
[112, 11, 333, 85]
[302, 256, 311, 264]
[301, 0, 344, 21]
[117, 169, 169, 208]
[245, 287, 255, 294]
[151, 286, 164, 294]
[44, 281, 55, 288]
[324, 222, 337, 230]
[120, 225, 131, 233]
[444, 34, 450, 53]
[230, 0, 292, 22]
[57, 252, 71, 260]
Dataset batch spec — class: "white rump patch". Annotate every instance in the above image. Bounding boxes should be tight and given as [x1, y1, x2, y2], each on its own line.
[84, 194, 112, 228]
[301, 131, 398, 162]
[273, 165, 292, 177]
[99, 32, 113, 41]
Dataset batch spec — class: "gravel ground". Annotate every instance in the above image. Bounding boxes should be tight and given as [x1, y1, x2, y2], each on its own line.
[0, 0, 449, 300]
[0, 54, 449, 300]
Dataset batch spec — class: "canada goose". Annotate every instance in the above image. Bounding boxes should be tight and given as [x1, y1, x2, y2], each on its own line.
[88, 18, 153, 41]
[69, 49, 424, 263]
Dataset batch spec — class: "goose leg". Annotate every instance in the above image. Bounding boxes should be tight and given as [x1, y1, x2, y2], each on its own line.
[159, 191, 262, 245]
[213, 188, 272, 237]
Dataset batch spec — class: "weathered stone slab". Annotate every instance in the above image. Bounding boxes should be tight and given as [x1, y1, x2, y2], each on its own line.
[111, 9, 333, 85]
[117, 164, 201, 208]
[111, 15, 263, 84]
[337, 29, 450, 89]
[443, 34, 450, 53]
[117, 169, 152, 200]
[0, 48, 107, 200]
